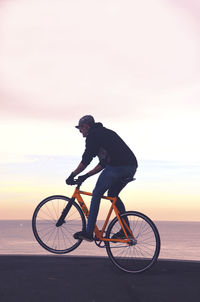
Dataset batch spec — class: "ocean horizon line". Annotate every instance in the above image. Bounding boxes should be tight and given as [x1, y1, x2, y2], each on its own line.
[1, 219, 200, 223]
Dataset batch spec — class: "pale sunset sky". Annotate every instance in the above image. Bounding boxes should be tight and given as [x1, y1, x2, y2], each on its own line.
[0, 0, 199, 221]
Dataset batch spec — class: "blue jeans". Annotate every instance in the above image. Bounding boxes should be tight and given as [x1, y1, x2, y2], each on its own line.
[86, 165, 137, 235]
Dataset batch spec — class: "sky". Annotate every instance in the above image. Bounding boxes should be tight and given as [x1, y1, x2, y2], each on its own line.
[0, 0, 199, 221]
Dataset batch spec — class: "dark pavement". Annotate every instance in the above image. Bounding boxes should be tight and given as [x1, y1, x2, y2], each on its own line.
[0, 255, 199, 302]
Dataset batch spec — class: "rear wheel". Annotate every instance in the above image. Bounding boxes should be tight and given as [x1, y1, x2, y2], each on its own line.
[32, 195, 86, 254]
[105, 211, 160, 273]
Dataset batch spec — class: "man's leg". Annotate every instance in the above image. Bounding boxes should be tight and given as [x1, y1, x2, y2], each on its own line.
[107, 165, 137, 236]
[108, 182, 130, 228]
[86, 166, 120, 235]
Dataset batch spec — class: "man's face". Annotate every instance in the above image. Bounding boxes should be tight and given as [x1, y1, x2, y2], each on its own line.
[79, 124, 90, 137]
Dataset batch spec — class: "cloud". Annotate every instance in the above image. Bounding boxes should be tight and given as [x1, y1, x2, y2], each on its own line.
[168, 0, 200, 31]
[0, 0, 199, 122]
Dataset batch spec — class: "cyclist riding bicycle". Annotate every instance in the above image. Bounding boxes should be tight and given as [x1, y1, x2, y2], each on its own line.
[66, 115, 138, 242]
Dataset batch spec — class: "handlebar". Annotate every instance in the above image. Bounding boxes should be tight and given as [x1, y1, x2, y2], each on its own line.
[67, 178, 83, 188]
[74, 178, 82, 185]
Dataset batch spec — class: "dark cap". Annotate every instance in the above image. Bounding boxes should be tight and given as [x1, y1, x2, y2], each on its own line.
[75, 115, 95, 128]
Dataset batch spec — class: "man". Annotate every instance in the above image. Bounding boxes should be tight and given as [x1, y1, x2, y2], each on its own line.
[66, 115, 138, 242]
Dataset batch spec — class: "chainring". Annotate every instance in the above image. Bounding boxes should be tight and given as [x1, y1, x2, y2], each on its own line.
[94, 232, 106, 248]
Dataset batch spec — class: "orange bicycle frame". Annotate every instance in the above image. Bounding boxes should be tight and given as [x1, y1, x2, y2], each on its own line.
[72, 187, 134, 243]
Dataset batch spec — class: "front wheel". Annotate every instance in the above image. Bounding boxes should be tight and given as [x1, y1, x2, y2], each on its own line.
[32, 195, 86, 254]
[105, 211, 160, 273]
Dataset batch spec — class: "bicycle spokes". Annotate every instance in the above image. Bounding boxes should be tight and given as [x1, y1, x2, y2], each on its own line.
[105, 211, 160, 273]
[32, 196, 86, 254]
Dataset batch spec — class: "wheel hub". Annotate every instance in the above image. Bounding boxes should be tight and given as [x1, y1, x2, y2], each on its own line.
[128, 238, 137, 246]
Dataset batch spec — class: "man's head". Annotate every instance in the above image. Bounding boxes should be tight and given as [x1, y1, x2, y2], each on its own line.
[75, 115, 95, 137]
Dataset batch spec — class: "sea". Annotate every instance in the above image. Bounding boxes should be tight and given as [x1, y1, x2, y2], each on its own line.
[0, 220, 200, 261]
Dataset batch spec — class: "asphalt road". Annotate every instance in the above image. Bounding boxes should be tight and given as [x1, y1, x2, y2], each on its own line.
[0, 255, 199, 302]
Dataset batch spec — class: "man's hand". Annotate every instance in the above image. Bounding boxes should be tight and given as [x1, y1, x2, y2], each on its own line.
[77, 173, 90, 185]
[66, 172, 76, 185]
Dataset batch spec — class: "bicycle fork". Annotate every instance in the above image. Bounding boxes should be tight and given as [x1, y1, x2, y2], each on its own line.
[56, 198, 75, 227]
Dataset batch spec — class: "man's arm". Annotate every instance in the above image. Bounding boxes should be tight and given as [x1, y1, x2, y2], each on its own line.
[87, 163, 104, 176]
[72, 162, 87, 177]
[73, 162, 104, 177]
[66, 162, 104, 185]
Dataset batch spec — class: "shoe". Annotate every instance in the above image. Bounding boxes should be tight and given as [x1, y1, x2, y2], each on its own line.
[111, 231, 136, 245]
[73, 231, 93, 242]
[111, 230, 133, 239]
[111, 230, 126, 240]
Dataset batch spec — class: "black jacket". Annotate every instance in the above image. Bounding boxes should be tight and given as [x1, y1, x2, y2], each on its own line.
[81, 123, 138, 168]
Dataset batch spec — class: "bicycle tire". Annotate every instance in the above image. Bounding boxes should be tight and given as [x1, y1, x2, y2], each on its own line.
[32, 195, 86, 254]
[105, 211, 160, 273]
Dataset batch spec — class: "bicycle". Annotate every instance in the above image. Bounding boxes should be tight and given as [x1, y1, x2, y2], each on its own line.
[32, 177, 160, 273]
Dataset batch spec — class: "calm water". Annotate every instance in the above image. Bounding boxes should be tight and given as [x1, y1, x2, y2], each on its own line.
[0, 220, 200, 260]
